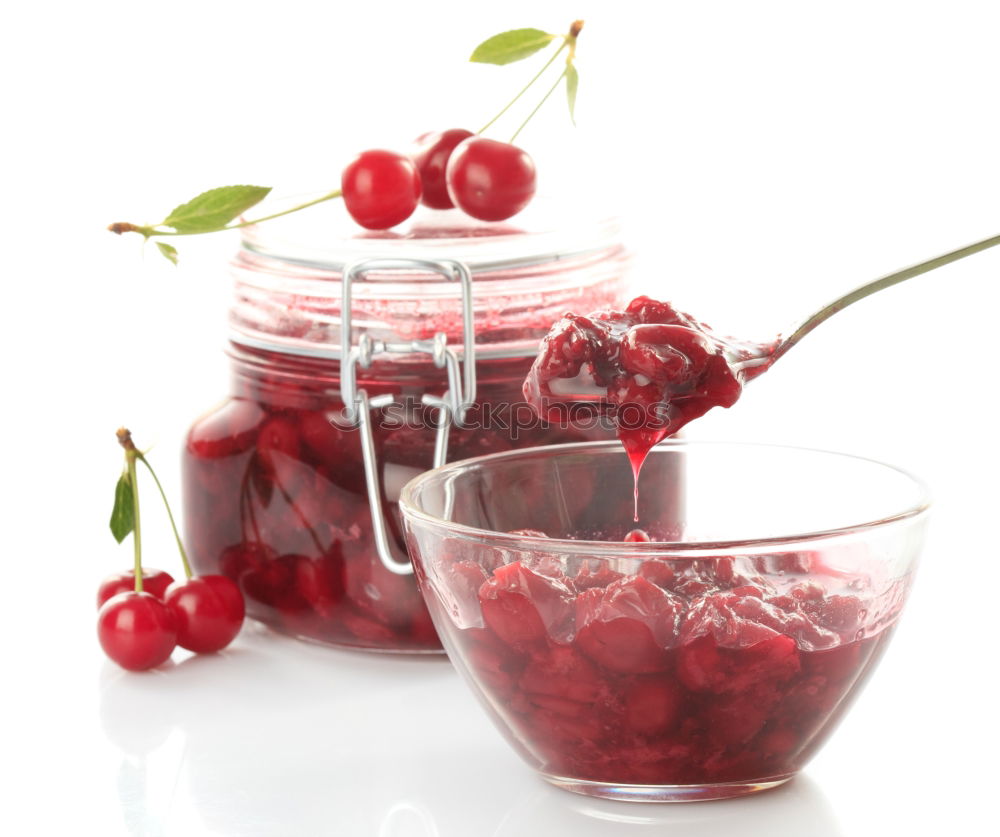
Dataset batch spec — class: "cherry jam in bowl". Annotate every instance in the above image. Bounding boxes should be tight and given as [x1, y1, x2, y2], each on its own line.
[399, 441, 929, 802]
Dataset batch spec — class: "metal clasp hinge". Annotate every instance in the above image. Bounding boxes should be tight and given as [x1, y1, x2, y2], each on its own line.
[339, 258, 476, 575]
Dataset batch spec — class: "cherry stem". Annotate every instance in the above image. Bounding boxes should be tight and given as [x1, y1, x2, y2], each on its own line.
[774, 230, 1000, 361]
[478, 20, 582, 140]
[124, 189, 343, 240]
[127, 452, 143, 592]
[478, 39, 566, 135]
[510, 66, 568, 144]
[117, 429, 144, 593]
[238, 463, 264, 546]
[136, 452, 194, 579]
[269, 472, 327, 555]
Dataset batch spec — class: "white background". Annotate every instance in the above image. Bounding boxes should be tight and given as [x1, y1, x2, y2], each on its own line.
[3, 1, 999, 834]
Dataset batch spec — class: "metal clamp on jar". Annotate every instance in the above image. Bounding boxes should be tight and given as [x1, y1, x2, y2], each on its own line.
[339, 258, 476, 576]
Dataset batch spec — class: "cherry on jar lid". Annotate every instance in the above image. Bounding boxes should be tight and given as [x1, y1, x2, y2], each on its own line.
[229, 194, 631, 362]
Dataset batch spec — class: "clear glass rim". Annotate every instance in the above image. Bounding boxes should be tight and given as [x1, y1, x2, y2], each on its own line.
[398, 439, 933, 555]
[236, 193, 626, 273]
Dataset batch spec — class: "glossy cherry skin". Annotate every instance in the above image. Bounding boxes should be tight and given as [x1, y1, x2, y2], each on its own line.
[97, 592, 178, 671]
[411, 128, 475, 209]
[624, 528, 652, 543]
[341, 149, 422, 230]
[97, 568, 175, 609]
[256, 416, 301, 472]
[445, 137, 536, 221]
[620, 324, 713, 385]
[165, 575, 246, 653]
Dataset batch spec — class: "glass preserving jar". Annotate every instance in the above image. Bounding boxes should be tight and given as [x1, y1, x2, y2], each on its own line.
[182, 199, 631, 652]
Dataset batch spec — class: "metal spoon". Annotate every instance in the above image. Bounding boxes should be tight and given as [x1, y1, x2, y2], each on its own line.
[761, 230, 1000, 367]
[554, 230, 1000, 396]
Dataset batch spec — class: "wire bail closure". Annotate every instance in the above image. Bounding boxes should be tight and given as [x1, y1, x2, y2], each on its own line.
[339, 258, 476, 575]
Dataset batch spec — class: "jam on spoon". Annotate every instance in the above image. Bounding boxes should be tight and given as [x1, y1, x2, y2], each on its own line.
[523, 297, 775, 479]
[524, 230, 1000, 475]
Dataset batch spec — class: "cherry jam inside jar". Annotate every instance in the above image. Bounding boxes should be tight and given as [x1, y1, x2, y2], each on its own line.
[182, 200, 630, 652]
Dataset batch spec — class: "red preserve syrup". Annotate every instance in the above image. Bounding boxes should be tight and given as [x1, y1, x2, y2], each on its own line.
[183, 347, 610, 651]
[429, 541, 901, 787]
[523, 296, 776, 477]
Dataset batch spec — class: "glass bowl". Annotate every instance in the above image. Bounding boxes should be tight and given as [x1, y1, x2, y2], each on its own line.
[399, 441, 929, 802]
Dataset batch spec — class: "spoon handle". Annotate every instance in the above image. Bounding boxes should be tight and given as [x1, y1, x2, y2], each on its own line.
[771, 231, 1000, 363]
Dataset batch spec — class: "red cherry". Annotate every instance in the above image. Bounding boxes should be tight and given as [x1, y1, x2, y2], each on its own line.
[97, 568, 175, 608]
[624, 528, 652, 543]
[478, 562, 574, 649]
[219, 542, 276, 584]
[411, 128, 475, 209]
[624, 676, 683, 736]
[165, 575, 246, 653]
[297, 410, 348, 464]
[341, 149, 422, 230]
[256, 416, 301, 470]
[97, 592, 178, 671]
[445, 137, 536, 221]
[620, 324, 713, 385]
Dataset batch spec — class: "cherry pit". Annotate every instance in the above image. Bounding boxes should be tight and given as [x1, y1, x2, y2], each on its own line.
[98, 428, 245, 671]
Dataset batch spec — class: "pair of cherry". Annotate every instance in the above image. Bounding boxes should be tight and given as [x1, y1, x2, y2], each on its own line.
[98, 428, 246, 671]
[97, 570, 245, 672]
[341, 131, 535, 230]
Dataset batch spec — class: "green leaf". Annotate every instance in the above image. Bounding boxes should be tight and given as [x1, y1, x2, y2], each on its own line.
[470, 28, 555, 65]
[110, 472, 135, 544]
[155, 241, 179, 265]
[161, 185, 271, 233]
[565, 64, 579, 125]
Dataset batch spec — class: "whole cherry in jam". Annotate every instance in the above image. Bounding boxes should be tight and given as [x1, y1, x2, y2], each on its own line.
[98, 592, 177, 672]
[445, 137, 536, 222]
[619, 324, 713, 385]
[341, 149, 423, 230]
[436, 539, 900, 788]
[523, 296, 775, 473]
[97, 568, 175, 608]
[164, 574, 245, 653]
[411, 129, 475, 209]
[256, 416, 301, 472]
[624, 528, 652, 543]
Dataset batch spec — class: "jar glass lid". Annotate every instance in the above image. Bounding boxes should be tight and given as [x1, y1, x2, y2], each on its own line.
[240, 194, 623, 272]
[230, 195, 630, 359]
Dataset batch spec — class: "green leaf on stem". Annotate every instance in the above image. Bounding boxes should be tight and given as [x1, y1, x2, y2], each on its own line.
[565, 64, 579, 124]
[161, 185, 272, 233]
[155, 241, 179, 265]
[470, 28, 556, 65]
[110, 472, 135, 544]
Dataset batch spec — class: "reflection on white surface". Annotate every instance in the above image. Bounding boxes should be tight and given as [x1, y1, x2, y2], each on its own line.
[99, 663, 179, 757]
[493, 775, 843, 837]
[96, 623, 848, 836]
[378, 802, 440, 837]
[97, 624, 505, 835]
